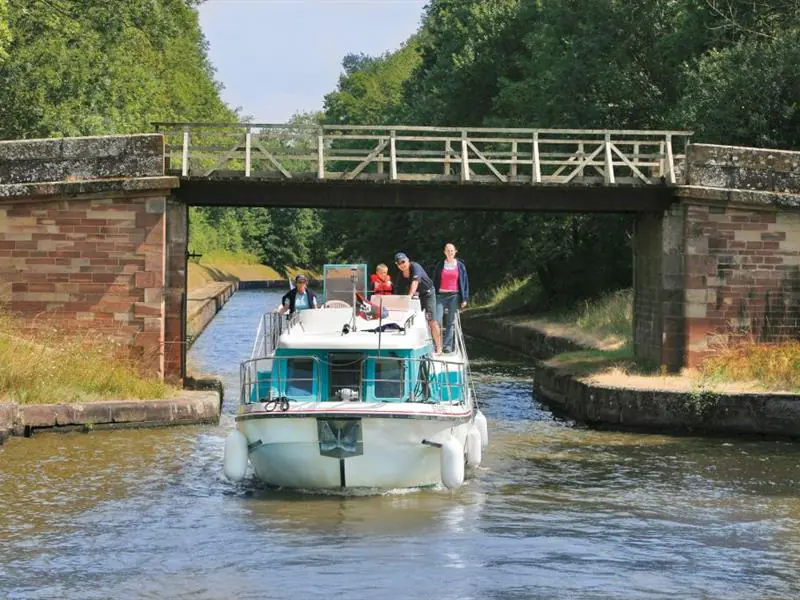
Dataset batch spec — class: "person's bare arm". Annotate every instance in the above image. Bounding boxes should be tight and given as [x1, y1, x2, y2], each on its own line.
[408, 279, 419, 297]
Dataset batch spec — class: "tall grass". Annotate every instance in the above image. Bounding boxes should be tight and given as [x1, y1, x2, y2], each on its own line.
[559, 289, 633, 343]
[0, 312, 170, 404]
[699, 341, 800, 391]
[470, 276, 542, 314]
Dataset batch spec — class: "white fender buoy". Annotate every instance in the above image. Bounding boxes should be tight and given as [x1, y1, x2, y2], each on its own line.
[466, 426, 482, 467]
[223, 429, 249, 482]
[474, 410, 489, 448]
[440, 437, 464, 490]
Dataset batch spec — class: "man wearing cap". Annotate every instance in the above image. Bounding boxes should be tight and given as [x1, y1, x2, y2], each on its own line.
[394, 252, 443, 354]
[278, 274, 318, 315]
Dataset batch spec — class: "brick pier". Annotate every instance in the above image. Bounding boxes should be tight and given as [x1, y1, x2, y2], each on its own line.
[634, 144, 800, 369]
[0, 135, 185, 381]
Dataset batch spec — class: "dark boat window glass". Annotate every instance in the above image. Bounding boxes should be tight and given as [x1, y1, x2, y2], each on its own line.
[329, 353, 363, 401]
[286, 358, 314, 397]
[375, 359, 403, 399]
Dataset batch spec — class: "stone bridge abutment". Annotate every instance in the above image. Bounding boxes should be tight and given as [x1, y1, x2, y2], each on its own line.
[0, 135, 186, 381]
[1, 134, 798, 381]
[634, 144, 800, 370]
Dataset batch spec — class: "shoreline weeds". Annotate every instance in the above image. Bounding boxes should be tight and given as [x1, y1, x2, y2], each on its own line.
[462, 314, 800, 438]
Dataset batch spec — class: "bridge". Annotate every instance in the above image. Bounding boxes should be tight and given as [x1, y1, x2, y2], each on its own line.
[0, 126, 798, 382]
[155, 123, 692, 212]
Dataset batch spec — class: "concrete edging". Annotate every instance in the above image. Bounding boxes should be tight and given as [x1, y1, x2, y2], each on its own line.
[463, 314, 800, 437]
[0, 390, 221, 443]
[186, 281, 238, 344]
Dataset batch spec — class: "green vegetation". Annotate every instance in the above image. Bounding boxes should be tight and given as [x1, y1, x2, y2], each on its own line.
[555, 290, 634, 343]
[0, 312, 171, 404]
[0, 0, 234, 139]
[304, 0, 800, 302]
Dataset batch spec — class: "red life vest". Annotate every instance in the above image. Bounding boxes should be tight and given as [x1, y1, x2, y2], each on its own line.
[370, 273, 393, 295]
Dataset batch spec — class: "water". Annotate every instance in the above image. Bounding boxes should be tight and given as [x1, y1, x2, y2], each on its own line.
[2, 290, 800, 599]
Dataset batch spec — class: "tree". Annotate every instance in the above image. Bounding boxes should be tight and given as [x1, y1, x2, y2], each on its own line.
[0, 0, 10, 63]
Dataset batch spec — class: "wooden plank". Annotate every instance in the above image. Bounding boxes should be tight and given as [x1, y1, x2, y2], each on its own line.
[344, 139, 388, 180]
[610, 143, 650, 184]
[390, 131, 397, 180]
[561, 144, 605, 184]
[318, 134, 325, 179]
[182, 128, 190, 176]
[666, 134, 676, 184]
[532, 132, 541, 184]
[202, 138, 244, 177]
[245, 130, 251, 178]
[511, 141, 518, 177]
[461, 132, 470, 182]
[467, 141, 508, 182]
[153, 121, 694, 136]
[604, 134, 615, 184]
[444, 140, 452, 175]
[253, 139, 292, 179]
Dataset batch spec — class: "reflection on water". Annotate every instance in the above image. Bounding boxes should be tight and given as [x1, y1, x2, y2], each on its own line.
[1, 290, 800, 599]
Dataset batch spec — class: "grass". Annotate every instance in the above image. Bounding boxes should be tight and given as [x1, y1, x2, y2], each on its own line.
[192, 249, 261, 265]
[470, 276, 543, 314]
[551, 289, 633, 344]
[0, 312, 172, 405]
[547, 345, 636, 376]
[699, 341, 800, 392]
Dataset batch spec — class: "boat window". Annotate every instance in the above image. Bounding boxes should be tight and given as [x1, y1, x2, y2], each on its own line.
[374, 359, 404, 399]
[329, 353, 363, 401]
[286, 358, 315, 397]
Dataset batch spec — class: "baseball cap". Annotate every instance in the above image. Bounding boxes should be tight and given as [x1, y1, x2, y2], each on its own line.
[295, 274, 308, 283]
[394, 252, 409, 263]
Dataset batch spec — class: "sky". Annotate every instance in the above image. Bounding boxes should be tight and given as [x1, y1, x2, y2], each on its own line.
[197, 0, 426, 123]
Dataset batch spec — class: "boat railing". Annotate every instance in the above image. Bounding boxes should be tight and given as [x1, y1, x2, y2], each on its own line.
[453, 311, 479, 409]
[240, 354, 323, 404]
[239, 354, 468, 405]
[250, 311, 300, 360]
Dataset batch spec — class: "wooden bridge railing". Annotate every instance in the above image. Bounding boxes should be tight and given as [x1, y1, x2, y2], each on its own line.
[153, 123, 693, 186]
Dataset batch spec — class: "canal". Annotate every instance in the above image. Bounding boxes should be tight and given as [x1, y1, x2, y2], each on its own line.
[1, 290, 800, 599]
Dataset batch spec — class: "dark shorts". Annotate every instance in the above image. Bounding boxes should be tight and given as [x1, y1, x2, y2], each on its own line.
[420, 292, 436, 320]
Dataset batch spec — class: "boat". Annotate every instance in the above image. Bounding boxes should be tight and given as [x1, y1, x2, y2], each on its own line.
[223, 264, 489, 490]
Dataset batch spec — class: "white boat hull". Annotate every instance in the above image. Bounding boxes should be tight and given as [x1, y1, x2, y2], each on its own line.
[237, 405, 473, 489]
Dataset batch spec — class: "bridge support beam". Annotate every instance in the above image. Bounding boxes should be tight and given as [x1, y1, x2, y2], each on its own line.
[633, 206, 685, 371]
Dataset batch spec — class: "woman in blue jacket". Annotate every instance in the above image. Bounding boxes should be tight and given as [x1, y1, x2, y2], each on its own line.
[433, 243, 470, 353]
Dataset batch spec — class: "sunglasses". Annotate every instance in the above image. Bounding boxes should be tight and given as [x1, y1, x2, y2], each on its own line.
[395, 259, 408, 265]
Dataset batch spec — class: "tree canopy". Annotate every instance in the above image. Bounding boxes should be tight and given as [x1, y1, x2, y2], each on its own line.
[4, 0, 797, 297]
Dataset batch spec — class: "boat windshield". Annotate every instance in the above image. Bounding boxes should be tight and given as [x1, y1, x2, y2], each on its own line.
[240, 354, 467, 405]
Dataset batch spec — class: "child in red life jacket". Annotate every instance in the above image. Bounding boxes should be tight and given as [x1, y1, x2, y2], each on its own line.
[370, 263, 393, 296]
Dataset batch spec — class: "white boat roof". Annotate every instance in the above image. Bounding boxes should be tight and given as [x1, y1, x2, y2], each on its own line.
[278, 296, 431, 351]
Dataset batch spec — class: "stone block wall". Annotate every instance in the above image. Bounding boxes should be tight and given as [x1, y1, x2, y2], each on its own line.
[0, 134, 182, 380]
[687, 144, 800, 193]
[0, 192, 175, 375]
[0, 135, 163, 184]
[683, 203, 800, 366]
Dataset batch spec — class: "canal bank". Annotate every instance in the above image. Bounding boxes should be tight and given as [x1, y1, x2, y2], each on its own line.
[0, 389, 221, 443]
[463, 315, 800, 437]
